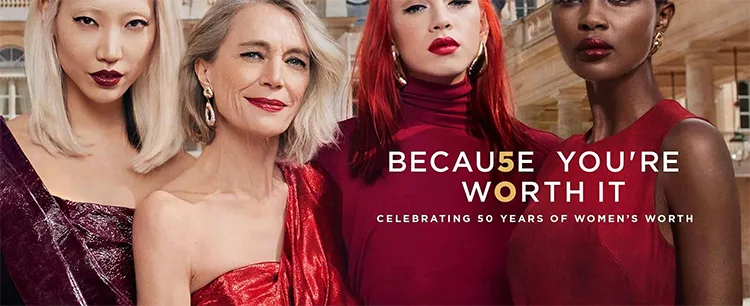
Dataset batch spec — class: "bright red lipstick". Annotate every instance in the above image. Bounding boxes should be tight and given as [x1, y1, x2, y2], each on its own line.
[576, 37, 614, 62]
[428, 37, 460, 55]
[246, 97, 287, 113]
[90, 70, 123, 87]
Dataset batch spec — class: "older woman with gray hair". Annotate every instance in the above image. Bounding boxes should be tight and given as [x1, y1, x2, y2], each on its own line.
[132, 0, 355, 304]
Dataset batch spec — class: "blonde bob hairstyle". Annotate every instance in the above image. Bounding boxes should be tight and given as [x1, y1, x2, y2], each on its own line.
[181, 0, 347, 165]
[24, 0, 185, 173]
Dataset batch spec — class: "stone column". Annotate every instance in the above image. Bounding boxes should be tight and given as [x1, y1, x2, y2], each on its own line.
[715, 83, 734, 135]
[685, 40, 720, 124]
[554, 88, 586, 138]
[8, 79, 16, 118]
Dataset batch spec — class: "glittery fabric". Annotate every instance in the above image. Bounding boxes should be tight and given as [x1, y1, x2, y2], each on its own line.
[0, 118, 136, 305]
[191, 164, 358, 306]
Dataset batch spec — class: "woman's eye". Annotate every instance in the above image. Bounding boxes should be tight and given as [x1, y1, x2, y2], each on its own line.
[286, 58, 307, 69]
[73, 16, 97, 26]
[241, 52, 263, 60]
[449, 0, 471, 8]
[404, 4, 426, 14]
[126, 19, 149, 28]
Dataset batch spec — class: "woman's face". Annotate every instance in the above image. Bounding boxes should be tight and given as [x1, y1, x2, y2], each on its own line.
[389, 0, 488, 85]
[551, 0, 673, 81]
[54, 0, 155, 103]
[196, 3, 310, 139]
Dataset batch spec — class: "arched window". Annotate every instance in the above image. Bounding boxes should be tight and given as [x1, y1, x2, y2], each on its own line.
[0, 46, 28, 119]
[0, 47, 24, 69]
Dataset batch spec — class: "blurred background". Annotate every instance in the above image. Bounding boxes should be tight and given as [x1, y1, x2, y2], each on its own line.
[1, 0, 749, 299]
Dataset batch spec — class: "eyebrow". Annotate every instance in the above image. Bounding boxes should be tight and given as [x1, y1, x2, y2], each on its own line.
[70, 5, 151, 18]
[239, 40, 310, 58]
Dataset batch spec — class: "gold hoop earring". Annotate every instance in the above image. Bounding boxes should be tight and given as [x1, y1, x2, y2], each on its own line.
[468, 41, 488, 80]
[649, 31, 664, 56]
[392, 45, 407, 88]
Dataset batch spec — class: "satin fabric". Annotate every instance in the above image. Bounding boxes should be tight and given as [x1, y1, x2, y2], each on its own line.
[191, 164, 357, 305]
[0, 118, 136, 305]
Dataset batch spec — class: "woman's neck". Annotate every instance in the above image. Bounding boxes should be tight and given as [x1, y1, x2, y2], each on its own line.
[189, 117, 281, 199]
[64, 75, 128, 145]
[586, 60, 666, 142]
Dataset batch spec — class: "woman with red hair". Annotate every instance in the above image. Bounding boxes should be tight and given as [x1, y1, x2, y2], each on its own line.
[316, 0, 560, 303]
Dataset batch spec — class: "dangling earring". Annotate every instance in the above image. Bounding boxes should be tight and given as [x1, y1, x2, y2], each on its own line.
[649, 31, 664, 56]
[468, 41, 488, 80]
[203, 87, 216, 127]
[392, 45, 407, 88]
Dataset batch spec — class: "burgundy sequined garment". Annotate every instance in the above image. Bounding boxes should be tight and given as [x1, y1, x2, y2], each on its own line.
[191, 165, 358, 305]
[0, 118, 136, 305]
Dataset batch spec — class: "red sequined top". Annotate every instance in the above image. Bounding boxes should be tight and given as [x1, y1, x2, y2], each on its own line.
[191, 165, 358, 305]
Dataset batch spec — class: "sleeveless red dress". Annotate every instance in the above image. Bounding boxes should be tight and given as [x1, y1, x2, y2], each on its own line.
[507, 100, 699, 304]
[190, 165, 357, 305]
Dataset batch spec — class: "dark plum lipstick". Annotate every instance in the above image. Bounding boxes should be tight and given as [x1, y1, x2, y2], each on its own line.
[90, 70, 123, 87]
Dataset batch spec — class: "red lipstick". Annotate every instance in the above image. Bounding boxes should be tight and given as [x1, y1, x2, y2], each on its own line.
[246, 97, 287, 113]
[428, 37, 460, 55]
[576, 37, 613, 62]
[90, 70, 123, 87]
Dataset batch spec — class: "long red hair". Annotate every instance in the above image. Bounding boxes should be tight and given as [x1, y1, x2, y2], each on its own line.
[349, 0, 531, 183]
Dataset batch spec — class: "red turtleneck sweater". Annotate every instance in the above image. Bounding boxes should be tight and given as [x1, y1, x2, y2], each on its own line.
[316, 77, 560, 304]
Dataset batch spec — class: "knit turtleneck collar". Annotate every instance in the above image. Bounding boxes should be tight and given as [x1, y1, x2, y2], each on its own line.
[399, 75, 473, 130]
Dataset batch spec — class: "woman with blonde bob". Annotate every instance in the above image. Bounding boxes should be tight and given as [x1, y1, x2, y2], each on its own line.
[133, 0, 356, 304]
[0, 0, 192, 304]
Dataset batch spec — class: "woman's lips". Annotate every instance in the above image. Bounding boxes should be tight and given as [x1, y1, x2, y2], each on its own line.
[576, 37, 614, 62]
[428, 37, 460, 55]
[90, 70, 123, 87]
[246, 97, 288, 113]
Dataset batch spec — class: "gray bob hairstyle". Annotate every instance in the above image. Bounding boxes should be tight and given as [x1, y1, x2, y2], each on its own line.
[180, 0, 348, 165]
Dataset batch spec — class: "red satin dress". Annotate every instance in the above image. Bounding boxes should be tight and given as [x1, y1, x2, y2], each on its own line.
[507, 100, 698, 304]
[191, 164, 358, 305]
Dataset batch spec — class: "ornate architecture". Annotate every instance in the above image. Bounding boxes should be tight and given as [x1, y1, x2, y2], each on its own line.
[3, 0, 750, 297]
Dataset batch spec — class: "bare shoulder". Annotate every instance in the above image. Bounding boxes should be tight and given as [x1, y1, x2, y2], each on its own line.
[5, 113, 29, 133]
[662, 118, 728, 158]
[5, 113, 33, 149]
[5, 113, 57, 168]
[135, 190, 195, 235]
[660, 118, 735, 209]
[133, 189, 195, 282]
